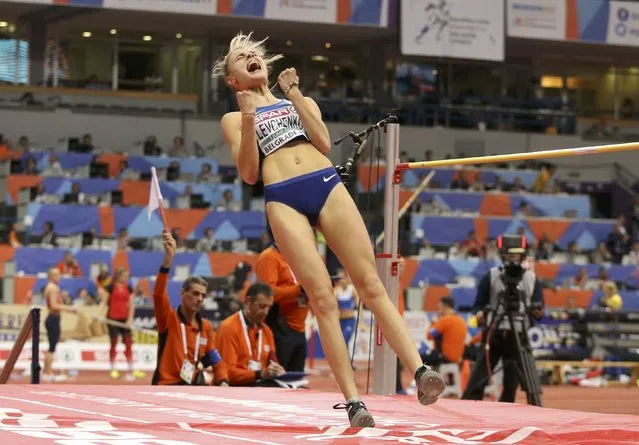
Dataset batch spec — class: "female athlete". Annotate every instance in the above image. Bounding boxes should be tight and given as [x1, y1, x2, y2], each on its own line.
[215, 32, 444, 427]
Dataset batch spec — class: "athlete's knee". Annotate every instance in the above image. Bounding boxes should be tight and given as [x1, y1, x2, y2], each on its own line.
[308, 286, 338, 316]
[352, 272, 385, 303]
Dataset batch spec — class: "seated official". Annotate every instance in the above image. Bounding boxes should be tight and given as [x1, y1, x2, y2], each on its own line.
[217, 282, 286, 386]
[422, 296, 467, 367]
[152, 229, 228, 386]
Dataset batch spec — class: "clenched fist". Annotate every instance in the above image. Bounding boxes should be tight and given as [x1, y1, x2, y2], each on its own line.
[278, 68, 299, 96]
[236, 90, 256, 114]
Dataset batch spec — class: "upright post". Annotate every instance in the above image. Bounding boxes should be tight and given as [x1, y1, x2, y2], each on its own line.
[31, 308, 41, 384]
[372, 118, 400, 395]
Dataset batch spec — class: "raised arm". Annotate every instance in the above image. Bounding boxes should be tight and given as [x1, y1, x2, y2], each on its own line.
[153, 229, 175, 332]
[278, 68, 330, 154]
[221, 91, 259, 185]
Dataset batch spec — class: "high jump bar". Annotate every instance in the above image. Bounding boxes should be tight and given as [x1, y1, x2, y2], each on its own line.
[396, 141, 639, 171]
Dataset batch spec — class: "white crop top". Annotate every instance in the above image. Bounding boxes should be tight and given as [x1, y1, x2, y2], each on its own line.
[254, 99, 309, 158]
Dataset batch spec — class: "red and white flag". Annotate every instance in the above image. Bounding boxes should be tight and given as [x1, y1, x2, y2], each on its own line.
[148, 167, 164, 222]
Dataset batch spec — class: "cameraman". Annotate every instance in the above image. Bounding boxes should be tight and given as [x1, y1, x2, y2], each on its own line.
[462, 235, 544, 403]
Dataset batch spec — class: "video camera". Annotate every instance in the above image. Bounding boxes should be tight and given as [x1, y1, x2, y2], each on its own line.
[497, 234, 528, 313]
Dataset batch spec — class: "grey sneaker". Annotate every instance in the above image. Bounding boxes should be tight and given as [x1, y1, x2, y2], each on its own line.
[333, 400, 375, 427]
[415, 364, 446, 405]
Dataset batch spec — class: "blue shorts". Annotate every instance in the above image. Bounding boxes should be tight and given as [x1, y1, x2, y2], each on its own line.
[264, 167, 341, 226]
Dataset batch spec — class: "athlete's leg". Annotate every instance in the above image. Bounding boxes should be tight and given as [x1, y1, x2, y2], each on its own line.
[267, 202, 357, 398]
[318, 184, 445, 404]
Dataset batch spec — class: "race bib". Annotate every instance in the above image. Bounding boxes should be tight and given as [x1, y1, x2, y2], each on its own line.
[180, 360, 195, 385]
[248, 360, 262, 372]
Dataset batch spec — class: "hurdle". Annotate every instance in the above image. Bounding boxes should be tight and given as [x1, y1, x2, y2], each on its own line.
[372, 135, 639, 396]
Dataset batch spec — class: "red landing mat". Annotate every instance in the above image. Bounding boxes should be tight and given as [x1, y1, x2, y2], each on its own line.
[0, 385, 638, 444]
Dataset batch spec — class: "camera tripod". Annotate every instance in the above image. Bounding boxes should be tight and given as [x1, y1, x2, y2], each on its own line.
[484, 291, 543, 407]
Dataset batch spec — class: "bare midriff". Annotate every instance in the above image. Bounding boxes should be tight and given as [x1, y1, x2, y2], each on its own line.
[261, 140, 333, 186]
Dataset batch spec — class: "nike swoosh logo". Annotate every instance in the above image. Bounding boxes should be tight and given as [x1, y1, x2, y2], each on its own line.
[323, 174, 337, 182]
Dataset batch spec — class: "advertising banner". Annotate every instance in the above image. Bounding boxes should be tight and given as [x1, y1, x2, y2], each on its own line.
[53, 0, 103, 6]
[606, 1, 639, 47]
[0, 341, 157, 372]
[263, 0, 337, 24]
[507, 0, 639, 48]
[507, 0, 566, 40]
[2, 0, 51, 3]
[102, 0, 217, 15]
[401, 0, 505, 61]
[218, 0, 389, 26]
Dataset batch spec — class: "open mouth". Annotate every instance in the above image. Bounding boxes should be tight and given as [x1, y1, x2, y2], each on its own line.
[247, 60, 261, 73]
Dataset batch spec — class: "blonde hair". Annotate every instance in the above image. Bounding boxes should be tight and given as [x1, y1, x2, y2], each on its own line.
[213, 31, 284, 80]
[603, 281, 618, 295]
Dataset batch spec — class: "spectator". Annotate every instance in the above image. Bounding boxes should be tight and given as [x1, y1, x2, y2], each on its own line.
[171, 227, 186, 252]
[623, 241, 639, 265]
[117, 228, 130, 251]
[511, 177, 527, 193]
[133, 283, 150, 306]
[598, 281, 623, 311]
[607, 226, 630, 264]
[43, 153, 64, 177]
[447, 241, 464, 260]
[573, 267, 588, 290]
[96, 264, 112, 292]
[195, 228, 217, 252]
[8, 222, 21, 247]
[216, 282, 286, 386]
[24, 156, 39, 175]
[591, 241, 612, 265]
[143, 135, 162, 156]
[462, 230, 482, 258]
[175, 186, 193, 210]
[197, 163, 216, 183]
[420, 197, 445, 215]
[57, 251, 83, 277]
[418, 239, 435, 259]
[487, 176, 506, 192]
[40, 221, 57, 247]
[483, 237, 500, 262]
[216, 190, 238, 211]
[535, 233, 555, 260]
[450, 171, 470, 190]
[516, 202, 533, 218]
[65, 183, 88, 205]
[169, 136, 188, 157]
[532, 165, 556, 193]
[17, 135, 30, 152]
[166, 161, 181, 181]
[566, 241, 581, 263]
[78, 134, 95, 153]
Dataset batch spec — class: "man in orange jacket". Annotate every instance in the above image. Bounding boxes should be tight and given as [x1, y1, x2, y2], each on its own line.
[152, 229, 228, 386]
[216, 282, 286, 386]
[255, 232, 309, 372]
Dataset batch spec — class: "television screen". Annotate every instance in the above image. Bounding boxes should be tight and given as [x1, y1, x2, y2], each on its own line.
[395, 62, 438, 97]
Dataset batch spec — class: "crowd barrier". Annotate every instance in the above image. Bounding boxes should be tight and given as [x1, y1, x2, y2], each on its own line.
[25, 204, 265, 238]
[411, 214, 616, 250]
